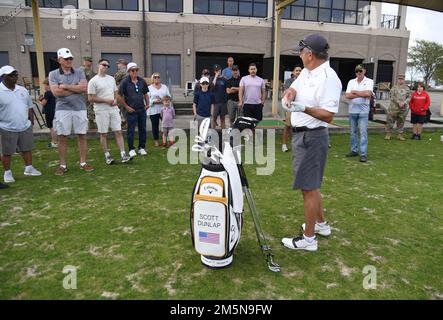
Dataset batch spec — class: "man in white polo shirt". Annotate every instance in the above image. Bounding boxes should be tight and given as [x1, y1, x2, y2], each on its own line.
[88, 58, 130, 165]
[0, 65, 42, 183]
[281, 34, 342, 252]
[345, 64, 374, 163]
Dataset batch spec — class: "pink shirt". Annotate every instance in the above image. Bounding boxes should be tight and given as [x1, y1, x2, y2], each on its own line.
[239, 75, 265, 104]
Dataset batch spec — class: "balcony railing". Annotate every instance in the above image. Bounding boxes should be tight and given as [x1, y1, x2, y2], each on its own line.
[381, 14, 400, 29]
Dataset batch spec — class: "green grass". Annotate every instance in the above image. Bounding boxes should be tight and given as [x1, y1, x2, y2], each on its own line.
[1, 131, 442, 300]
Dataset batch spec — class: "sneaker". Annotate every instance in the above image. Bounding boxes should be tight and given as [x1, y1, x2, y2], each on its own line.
[105, 154, 115, 165]
[4, 171, 15, 183]
[0, 182, 9, 189]
[360, 156, 367, 162]
[138, 148, 147, 156]
[412, 134, 417, 140]
[302, 222, 331, 237]
[281, 235, 318, 252]
[384, 133, 391, 140]
[129, 149, 137, 158]
[51, 142, 58, 148]
[121, 154, 131, 163]
[417, 135, 421, 140]
[346, 151, 359, 157]
[24, 166, 42, 176]
[55, 166, 68, 176]
[80, 163, 95, 172]
[282, 144, 289, 152]
[397, 133, 406, 141]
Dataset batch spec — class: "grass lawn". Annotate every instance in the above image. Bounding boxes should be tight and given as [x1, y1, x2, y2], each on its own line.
[0, 130, 442, 300]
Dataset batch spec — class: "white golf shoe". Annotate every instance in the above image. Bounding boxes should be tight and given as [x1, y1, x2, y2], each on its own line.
[302, 222, 331, 237]
[138, 148, 147, 156]
[281, 235, 318, 252]
[129, 149, 137, 158]
[282, 144, 289, 152]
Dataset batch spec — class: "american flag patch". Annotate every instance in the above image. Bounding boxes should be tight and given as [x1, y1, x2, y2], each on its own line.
[199, 231, 220, 244]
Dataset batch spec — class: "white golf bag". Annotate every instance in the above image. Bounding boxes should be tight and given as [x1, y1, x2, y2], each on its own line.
[190, 118, 280, 271]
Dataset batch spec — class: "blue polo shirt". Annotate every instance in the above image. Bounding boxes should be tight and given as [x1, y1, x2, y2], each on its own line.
[212, 77, 227, 104]
[193, 90, 214, 117]
[118, 76, 149, 111]
[0, 82, 33, 132]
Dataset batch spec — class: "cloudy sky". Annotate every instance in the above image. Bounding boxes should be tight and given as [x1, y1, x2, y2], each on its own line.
[382, 3, 443, 46]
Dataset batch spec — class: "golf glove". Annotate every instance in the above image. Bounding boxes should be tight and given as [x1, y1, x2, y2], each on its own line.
[281, 98, 306, 112]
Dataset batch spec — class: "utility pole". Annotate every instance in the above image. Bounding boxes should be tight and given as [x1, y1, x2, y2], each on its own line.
[272, 0, 295, 116]
[31, 0, 45, 92]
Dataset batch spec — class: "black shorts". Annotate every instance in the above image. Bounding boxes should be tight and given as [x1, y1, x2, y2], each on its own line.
[410, 113, 426, 124]
[242, 103, 263, 121]
[45, 112, 55, 129]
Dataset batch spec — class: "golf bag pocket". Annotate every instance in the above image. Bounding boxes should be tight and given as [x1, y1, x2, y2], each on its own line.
[191, 169, 241, 260]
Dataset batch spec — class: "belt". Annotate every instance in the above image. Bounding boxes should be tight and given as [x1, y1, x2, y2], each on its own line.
[292, 126, 326, 133]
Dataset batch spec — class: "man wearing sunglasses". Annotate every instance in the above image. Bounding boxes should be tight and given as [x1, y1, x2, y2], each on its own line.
[117, 62, 149, 158]
[49, 48, 94, 175]
[281, 34, 341, 252]
[0, 65, 42, 183]
[88, 59, 131, 165]
[345, 64, 374, 163]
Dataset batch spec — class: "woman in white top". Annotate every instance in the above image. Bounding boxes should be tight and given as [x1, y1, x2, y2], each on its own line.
[147, 72, 171, 146]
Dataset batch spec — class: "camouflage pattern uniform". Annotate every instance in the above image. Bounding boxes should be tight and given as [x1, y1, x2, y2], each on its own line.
[386, 82, 411, 138]
[80, 59, 96, 129]
[114, 67, 128, 128]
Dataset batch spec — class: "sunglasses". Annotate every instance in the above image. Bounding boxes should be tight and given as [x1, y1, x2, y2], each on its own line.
[63, 57, 74, 61]
[201, 82, 209, 85]
[356, 70, 363, 73]
[134, 84, 139, 93]
[5, 72, 18, 77]
[153, 76, 160, 79]
[100, 64, 110, 68]
[129, 69, 139, 72]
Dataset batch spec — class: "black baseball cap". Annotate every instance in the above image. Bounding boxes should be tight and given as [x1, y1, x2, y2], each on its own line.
[213, 64, 221, 71]
[294, 34, 329, 54]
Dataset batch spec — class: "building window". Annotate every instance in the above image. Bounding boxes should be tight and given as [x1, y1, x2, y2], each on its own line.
[0, 52, 9, 67]
[90, 0, 138, 11]
[149, 0, 183, 13]
[151, 54, 181, 86]
[194, 0, 268, 18]
[25, 0, 78, 8]
[283, 0, 370, 25]
[101, 26, 131, 37]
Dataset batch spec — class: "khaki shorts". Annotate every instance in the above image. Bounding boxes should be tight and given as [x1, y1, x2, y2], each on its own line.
[55, 110, 88, 135]
[95, 108, 122, 133]
[0, 126, 34, 155]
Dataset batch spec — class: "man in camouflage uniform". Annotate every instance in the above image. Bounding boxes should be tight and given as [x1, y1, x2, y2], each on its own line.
[114, 59, 128, 129]
[80, 56, 96, 129]
[385, 74, 411, 141]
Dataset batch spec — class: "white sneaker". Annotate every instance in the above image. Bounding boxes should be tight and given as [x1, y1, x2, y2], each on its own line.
[129, 149, 137, 158]
[51, 142, 58, 148]
[138, 148, 147, 156]
[24, 166, 42, 176]
[4, 170, 15, 183]
[282, 144, 289, 152]
[281, 235, 318, 251]
[302, 222, 331, 237]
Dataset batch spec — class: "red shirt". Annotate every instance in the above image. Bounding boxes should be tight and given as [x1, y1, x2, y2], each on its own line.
[409, 90, 430, 115]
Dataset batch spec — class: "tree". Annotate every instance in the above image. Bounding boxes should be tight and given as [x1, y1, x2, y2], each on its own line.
[434, 63, 443, 85]
[408, 40, 443, 86]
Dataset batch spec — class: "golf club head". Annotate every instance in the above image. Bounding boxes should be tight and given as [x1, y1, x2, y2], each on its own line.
[199, 118, 211, 142]
[268, 259, 281, 273]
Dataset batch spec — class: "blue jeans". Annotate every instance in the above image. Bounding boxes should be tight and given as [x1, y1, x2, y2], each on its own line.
[349, 113, 368, 156]
[127, 109, 147, 151]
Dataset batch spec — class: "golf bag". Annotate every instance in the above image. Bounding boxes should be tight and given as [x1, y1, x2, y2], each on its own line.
[190, 160, 243, 268]
[190, 117, 280, 272]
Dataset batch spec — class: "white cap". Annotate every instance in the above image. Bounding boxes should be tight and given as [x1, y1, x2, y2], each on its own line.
[127, 62, 138, 71]
[199, 76, 209, 84]
[0, 65, 16, 76]
[57, 48, 74, 59]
